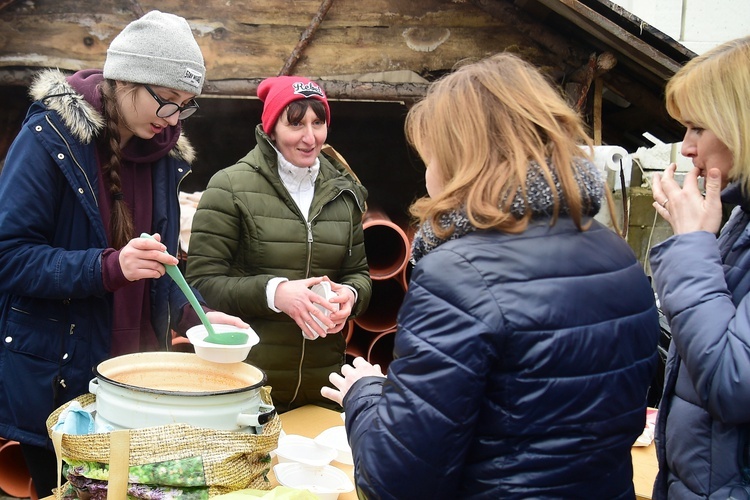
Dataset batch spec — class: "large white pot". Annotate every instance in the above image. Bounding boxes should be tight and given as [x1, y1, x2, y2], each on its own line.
[89, 352, 275, 432]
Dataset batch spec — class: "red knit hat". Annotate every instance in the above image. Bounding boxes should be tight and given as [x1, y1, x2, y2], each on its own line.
[257, 76, 331, 134]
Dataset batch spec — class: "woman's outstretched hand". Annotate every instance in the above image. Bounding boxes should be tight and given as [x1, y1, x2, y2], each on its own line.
[321, 356, 385, 406]
[204, 311, 249, 330]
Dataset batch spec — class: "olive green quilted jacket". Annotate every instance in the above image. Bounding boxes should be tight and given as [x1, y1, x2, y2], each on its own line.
[186, 125, 371, 412]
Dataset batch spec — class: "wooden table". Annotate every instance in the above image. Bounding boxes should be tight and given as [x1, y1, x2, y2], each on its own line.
[281, 405, 659, 500]
[632, 442, 658, 500]
[276, 405, 356, 500]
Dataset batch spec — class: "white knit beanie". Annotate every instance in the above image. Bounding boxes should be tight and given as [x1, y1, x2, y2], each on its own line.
[103, 10, 205, 95]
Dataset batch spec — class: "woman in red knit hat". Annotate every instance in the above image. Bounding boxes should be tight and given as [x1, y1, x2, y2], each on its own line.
[186, 76, 372, 413]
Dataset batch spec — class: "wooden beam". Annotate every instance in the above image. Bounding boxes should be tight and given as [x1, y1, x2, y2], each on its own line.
[127, 0, 144, 18]
[0, 69, 429, 103]
[569, 53, 598, 111]
[564, 51, 616, 113]
[204, 78, 428, 103]
[470, 0, 593, 70]
[279, 0, 335, 76]
[0, 68, 41, 87]
[0, 0, 19, 12]
[531, 0, 682, 80]
[593, 76, 602, 145]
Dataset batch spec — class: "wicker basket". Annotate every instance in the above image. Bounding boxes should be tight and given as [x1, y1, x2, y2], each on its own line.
[46, 390, 281, 498]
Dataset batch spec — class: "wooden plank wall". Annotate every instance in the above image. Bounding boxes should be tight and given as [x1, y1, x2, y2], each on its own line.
[0, 0, 562, 82]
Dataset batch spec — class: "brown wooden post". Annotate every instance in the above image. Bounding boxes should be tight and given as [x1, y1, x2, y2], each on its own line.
[594, 77, 603, 145]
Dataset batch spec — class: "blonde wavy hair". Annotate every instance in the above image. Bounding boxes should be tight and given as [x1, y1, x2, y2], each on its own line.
[665, 35, 750, 194]
[406, 52, 597, 239]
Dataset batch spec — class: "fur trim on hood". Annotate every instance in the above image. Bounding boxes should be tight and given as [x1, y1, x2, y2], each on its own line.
[28, 68, 196, 164]
[30, 68, 103, 144]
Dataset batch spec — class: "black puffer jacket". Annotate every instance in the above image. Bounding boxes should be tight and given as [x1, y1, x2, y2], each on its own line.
[343, 215, 659, 498]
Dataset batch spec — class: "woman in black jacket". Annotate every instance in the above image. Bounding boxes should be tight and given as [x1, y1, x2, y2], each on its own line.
[321, 52, 660, 499]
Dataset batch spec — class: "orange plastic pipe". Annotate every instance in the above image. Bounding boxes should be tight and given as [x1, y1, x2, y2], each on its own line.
[398, 260, 414, 290]
[367, 328, 396, 372]
[345, 324, 377, 361]
[353, 277, 405, 333]
[28, 479, 38, 500]
[343, 320, 355, 345]
[0, 440, 33, 498]
[363, 208, 410, 280]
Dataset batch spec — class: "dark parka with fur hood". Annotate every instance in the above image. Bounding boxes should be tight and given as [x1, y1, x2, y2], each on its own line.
[0, 69, 197, 448]
[187, 125, 371, 413]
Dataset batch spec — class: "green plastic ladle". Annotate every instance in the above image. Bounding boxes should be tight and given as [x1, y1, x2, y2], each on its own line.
[140, 233, 249, 345]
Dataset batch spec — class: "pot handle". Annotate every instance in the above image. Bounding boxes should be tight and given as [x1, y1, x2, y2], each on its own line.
[89, 378, 99, 395]
[236, 403, 276, 428]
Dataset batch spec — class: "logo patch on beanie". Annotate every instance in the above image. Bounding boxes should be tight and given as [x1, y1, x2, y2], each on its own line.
[180, 68, 204, 89]
[292, 81, 325, 99]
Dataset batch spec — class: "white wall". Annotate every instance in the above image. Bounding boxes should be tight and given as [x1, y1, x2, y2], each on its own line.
[609, 0, 750, 54]
[608, 0, 749, 176]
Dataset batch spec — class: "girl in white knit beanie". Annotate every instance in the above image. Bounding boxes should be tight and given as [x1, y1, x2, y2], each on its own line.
[0, 11, 248, 497]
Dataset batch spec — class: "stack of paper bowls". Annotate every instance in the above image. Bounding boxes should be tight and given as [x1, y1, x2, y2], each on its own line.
[273, 433, 354, 499]
[314, 426, 353, 465]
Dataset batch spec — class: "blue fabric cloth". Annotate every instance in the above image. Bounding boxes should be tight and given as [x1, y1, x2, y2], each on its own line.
[52, 401, 111, 435]
[650, 183, 750, 499]
[343, 218, 659, 499]
[0, 69, 195, 448]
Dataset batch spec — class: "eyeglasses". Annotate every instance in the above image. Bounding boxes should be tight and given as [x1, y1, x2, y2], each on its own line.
[143, 85, 199, 120]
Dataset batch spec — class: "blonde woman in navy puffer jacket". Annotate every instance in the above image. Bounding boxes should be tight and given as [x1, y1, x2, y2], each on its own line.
[321, 53, 660, 499]
[650, 36, 750, 499]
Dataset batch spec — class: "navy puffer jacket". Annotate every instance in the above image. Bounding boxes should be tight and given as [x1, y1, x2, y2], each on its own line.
[650, 184, 750, 499]
[343, 218, 659, 499]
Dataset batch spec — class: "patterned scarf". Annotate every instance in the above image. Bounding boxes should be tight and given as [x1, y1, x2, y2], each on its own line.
[411, 158, 604, 263]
